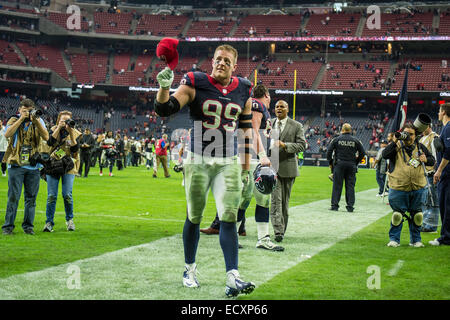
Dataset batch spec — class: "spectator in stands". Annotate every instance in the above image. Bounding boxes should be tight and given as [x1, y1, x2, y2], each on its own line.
[2, 98, 49, 235]
[42, 110, 81, 233]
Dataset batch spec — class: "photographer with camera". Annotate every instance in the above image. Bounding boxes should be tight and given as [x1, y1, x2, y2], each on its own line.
[0, 121, 7, 177]
[99, 130, 116, 177]
[42, 111, 81, 232]
[78, 128, 94, 178]
[382, 122, 435, 248]
[2, 98, 49, 235]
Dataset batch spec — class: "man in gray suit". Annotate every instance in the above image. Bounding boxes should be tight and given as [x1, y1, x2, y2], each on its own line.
[269, 100, 306, 242]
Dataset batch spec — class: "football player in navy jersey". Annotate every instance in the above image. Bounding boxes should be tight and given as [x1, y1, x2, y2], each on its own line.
[155, 44, 255, 297]
[200, 84, 284, 252]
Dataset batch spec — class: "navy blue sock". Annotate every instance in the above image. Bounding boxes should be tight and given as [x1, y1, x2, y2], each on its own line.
[182, 217, 200, 264]
[219, 221, 238, 272]
[255, 205, 269, 222]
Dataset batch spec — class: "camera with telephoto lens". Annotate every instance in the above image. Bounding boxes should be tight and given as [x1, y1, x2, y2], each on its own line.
[65, 119, 76, 128]
[29, 108, 43, 118]
[29, 152, 50, 166]
[394, 131, 411, 141]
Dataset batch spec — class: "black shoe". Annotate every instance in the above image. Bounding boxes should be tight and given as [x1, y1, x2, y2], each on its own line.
[329, 207, 338, 211]
[2, 229, 13, 235]
[274, 234, 284, 243]
[24, 229, 35, 235]
[346, 206, 354, 212]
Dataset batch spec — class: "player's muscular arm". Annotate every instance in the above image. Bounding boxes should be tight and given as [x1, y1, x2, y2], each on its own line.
[239, 98, 253, 171]
[252, 112, 270, 166]
[155, 85, 195, 117]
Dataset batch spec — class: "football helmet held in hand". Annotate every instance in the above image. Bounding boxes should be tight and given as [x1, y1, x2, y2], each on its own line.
[253, 164, 277, 195]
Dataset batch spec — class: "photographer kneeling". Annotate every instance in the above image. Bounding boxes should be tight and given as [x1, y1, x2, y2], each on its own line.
[42, 111, 81, 232]
[382, 123, 435, 247]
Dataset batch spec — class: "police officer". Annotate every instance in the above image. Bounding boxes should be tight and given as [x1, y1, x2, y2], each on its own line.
[327, 123, 366, 212]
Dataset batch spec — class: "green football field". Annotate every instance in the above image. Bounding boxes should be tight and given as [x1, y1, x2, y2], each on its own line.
[0, 164, 448, 300]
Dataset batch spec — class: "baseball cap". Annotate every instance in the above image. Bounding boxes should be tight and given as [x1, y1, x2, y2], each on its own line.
[381, 140, 388, 144]
[156, 38, 179, 70]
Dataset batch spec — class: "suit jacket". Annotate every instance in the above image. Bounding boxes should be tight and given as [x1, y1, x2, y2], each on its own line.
[270, 117, 306, 178]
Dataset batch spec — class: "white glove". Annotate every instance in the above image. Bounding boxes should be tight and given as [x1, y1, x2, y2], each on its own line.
[156, 67, 174, 89]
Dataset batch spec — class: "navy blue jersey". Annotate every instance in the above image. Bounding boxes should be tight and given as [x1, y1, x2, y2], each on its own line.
[181, 71, 252, 157]
[251, 98, 271, 130]
[437, 121, 450, 180]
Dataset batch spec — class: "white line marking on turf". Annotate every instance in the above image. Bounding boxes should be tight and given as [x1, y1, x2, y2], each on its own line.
[0, 188, 391, 300]
[387, 260, 405, 277]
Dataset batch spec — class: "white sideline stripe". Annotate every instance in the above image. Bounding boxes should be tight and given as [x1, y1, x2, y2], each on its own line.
[387, 260, 405, 277]
[0, 188, 391, 300]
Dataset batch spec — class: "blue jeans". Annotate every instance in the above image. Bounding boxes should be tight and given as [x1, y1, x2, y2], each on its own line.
[421, 176, 440, 232]
[45, 174, 75, 225]
[2, 166, 40, 232]
[388, 188, 426, 243]
[376, 170, 387, 195]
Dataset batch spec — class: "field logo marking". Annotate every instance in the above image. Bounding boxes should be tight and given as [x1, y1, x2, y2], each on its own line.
[66, 265, 81, 290]
[366, 265, 381, 290]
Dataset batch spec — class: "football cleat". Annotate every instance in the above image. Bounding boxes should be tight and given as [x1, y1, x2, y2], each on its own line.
[183, 264, 199, 288]
[253, 164, 277, 195]
[225, 270, 255, 297]
[256, 236, 285, 251]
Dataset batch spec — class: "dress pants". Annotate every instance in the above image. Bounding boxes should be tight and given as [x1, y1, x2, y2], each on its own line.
[270, 176, 295, 237]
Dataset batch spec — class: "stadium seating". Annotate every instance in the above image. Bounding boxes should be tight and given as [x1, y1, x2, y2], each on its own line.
[69, 53, 91, 83]
[362, 12, 434, 37]
[233, 14, 302, 37]
[135, 14, 188, 37]
[318, 61, 390, 91]
[0, 40, 25, 66]
[257, 61, 322, 89]
[15, 42, 69, 80]
[94, 11, 133, 35]
[89, 52, 108, 84]
[389, 59, 449, 91]
[46, 12, 90, 32]
[438, 12, 450, 35]
[304, 13, 361, 36]
[185, 19, 235, 38]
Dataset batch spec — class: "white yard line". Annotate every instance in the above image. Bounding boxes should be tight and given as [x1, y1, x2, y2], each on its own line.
[0, 188, 391, 300]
